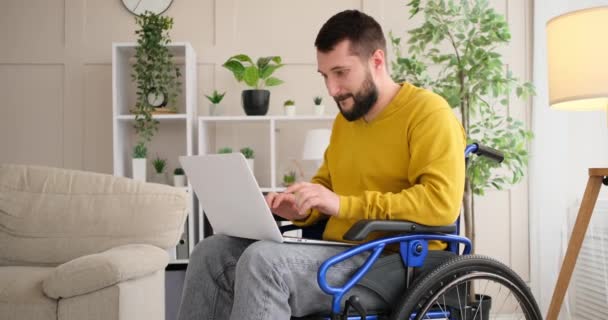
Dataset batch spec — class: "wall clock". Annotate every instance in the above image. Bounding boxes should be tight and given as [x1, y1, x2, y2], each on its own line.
[121, 0, 173, 15]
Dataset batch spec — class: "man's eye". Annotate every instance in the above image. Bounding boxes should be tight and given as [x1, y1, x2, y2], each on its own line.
[336, 69, 349, 77]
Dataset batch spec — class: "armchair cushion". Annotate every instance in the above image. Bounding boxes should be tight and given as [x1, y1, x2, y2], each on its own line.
[42, 244, 168, 299]
[0, 164, 188, 266]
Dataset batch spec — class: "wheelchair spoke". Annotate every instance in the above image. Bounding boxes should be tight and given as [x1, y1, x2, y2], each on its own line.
[495, 286, 514, 315]
[429, 297, 447, 319]
[471, 279, 490, 320]
[465, 279, 468, 320]
[456, 282, 464, 320]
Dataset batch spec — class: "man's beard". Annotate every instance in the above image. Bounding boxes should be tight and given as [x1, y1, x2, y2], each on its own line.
[334, 73, 378, 122]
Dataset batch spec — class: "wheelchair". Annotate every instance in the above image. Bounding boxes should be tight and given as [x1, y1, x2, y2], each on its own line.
[282, 143, 542, 320]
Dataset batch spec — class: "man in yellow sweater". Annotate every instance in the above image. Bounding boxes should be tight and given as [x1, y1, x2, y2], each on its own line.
[178, 10, 465, 320]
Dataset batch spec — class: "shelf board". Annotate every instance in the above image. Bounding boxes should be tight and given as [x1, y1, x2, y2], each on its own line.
[113, 42, 190, 57]
[199, 115, 335, 122]
[169, 259, 189, 264]
[117, 114, 188, 121]
[260, 187, 286, 193]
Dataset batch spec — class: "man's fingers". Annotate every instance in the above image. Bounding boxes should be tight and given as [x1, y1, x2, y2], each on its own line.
[285, 182, 313, 194]
[265, 192, 277, 208]
[298, 196, 319, 216]
[295, 187, 320, 208]
[272, 193, 286, 209]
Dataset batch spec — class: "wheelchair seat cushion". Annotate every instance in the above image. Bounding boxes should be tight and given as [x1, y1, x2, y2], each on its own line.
[357, 250, 455, 305]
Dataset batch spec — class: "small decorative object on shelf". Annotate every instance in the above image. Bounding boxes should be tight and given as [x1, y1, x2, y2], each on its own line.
[282, 170, 296, 187]
[280, 158, 305, 187]
[223, 54, 284, 116]
[173, 167, 186, 187]
[313, 96, 325, 116]
[240, 147, 255, 173]
[205, 90, 226, 116]
[132, 142, 147, 181]
[151, 156, 167, 184]
[283, 99, 296, 116]
[218, 147, 233, 154]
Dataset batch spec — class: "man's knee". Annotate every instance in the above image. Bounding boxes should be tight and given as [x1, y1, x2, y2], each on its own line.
[189, 234, 249, 273]
[235, 241, 283, 277]
[190, 234, 228, 260]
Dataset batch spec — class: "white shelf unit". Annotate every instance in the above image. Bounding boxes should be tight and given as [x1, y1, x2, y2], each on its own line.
[112, 42, 197, 265]
[197, 115, 335, 239]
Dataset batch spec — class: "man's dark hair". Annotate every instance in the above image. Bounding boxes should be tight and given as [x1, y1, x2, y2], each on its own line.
[315, 10, 386, 59]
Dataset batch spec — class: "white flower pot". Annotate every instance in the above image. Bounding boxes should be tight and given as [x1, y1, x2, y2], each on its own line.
[246, 158, 255, 174]
[284, 105, 296, 116]
[132, 158, 147, 182]
[174, 174, 186, 187]
[209, 103, 222, 116]
[313, 104, 325, 116]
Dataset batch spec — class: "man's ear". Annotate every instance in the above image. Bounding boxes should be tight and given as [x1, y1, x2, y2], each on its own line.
[370, 49, 385, 71]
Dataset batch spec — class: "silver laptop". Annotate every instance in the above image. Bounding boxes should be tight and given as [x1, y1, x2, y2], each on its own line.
[179, 153, 352, 246]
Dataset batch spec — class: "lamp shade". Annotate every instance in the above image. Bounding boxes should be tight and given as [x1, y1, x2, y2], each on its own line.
[302, 129, 331, 161]
[547, 6, 608, 110]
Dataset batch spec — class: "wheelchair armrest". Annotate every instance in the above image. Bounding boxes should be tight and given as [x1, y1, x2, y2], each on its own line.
[343, 220, 457, 241]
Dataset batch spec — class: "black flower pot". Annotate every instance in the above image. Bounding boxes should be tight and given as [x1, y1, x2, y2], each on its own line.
[241, 89, 270, 116]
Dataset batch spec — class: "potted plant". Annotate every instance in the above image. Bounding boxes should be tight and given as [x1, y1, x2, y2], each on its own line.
[132, 142, 147, 181]
[390, 0, 535, 252]
[240, 147, 255, 173]
[282, 170, 296, 187]
[217, 147, 233, 154]
[151, 156, 167, 184]
[283, 99, 296, 116]
[313, 96, 325, 116]
[173, 167, 186, 187]
[205, 90, 226, 116]
[222, 54, 284, 115]
[131, 11, 181, 152]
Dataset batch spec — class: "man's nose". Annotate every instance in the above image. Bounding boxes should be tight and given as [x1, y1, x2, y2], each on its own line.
[326, 79, 341, 97]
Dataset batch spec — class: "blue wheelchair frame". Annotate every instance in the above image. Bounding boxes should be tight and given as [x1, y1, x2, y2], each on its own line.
[308, 143, 502, 319]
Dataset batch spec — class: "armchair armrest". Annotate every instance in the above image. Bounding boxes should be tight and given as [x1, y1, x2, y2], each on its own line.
[343, 220, 457, 241]
[42, 244, 168, 299]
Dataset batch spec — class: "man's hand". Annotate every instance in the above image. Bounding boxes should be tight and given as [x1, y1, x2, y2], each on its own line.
[265, 192, 310, 221]
[284, 182, 340, 217]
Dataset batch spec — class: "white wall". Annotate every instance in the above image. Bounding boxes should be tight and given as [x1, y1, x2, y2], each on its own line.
[531, 0, 608, 317]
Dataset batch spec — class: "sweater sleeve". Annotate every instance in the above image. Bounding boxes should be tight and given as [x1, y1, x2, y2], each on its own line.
[336, 108, 466, 226]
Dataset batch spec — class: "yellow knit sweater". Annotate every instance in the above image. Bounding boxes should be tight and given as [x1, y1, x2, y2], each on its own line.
[293, 83, 466, 250]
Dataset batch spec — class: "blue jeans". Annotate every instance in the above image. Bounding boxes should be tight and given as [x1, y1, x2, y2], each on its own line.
[177, 234, 452, 320]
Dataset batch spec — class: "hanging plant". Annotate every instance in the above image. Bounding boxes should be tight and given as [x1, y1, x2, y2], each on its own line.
[131, 11, 181, 148]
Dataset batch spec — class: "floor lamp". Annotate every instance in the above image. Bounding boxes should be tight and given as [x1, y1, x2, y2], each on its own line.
[546, 6, 608, 320]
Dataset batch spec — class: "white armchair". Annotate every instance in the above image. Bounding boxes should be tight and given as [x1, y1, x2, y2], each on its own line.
[0, 164, 188, 320]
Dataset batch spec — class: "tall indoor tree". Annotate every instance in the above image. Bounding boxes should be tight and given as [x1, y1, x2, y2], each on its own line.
[390, 0, 535, 250]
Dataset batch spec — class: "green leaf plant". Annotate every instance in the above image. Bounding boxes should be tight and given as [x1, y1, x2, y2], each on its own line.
[390, 0, 535, 250]
[205, 90, 226, 104]
[222, 54, 284, 89]
[240, 147, 255, 159]
[131, 11, 182, 155]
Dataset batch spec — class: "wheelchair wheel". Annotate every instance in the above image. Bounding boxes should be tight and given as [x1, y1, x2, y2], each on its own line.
[390, 255, 541, 320]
